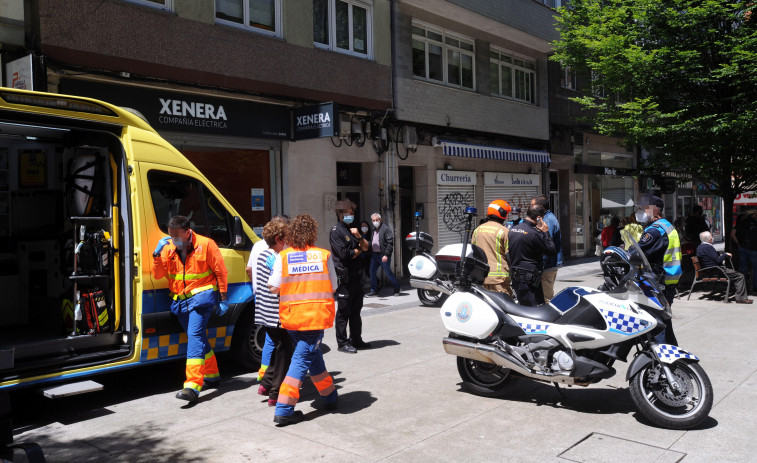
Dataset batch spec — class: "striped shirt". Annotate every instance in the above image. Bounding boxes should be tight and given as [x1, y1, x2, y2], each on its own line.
[254, 249, 280, 327]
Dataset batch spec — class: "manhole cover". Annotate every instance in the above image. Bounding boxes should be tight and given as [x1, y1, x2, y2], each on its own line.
[363, 303, 389, 308]
[559, 433, 686, 463]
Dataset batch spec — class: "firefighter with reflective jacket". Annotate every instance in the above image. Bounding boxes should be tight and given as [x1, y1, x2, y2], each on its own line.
[268, 214, 339, 426]
[472, 200, 513, 297]
[506, 204, 556, 306]
[638, 196, 682, 345]
[152, 215, 229, 404]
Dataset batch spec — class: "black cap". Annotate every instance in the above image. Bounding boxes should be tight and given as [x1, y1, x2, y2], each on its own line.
[650, 196, 664, 209]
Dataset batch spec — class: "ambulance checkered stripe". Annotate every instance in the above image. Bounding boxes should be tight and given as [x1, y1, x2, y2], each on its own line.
[599, 308, 646, 334]
[140, 326, 234, 362]
[654, 344, 699, 361]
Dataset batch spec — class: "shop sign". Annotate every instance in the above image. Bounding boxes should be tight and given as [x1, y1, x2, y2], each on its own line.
[293, 102, 337, 140]
[59, 78, 290, 139]
[484, 172, 539, 187]
[5, 55, 34, 90]
[437, 170, 476, 186]
[574, 164, 634, 176]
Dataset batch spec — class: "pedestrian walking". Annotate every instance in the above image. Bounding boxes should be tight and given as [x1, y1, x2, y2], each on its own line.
[366, 213, 402, 297]
[507, 204, 556, 306]
[330, 200, 370, 353]
[152, 215, 228, 404]
[268, 214, 339, 426]
[255, 220, 296, 407]
[532, 195, 562, 302]
[471, 200, 513, 297]
[246, 215, 289, 391]
[638, 196, 681, 345]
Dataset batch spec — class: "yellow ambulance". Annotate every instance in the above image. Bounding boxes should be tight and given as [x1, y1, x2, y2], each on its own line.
[0, 87, 263, 396]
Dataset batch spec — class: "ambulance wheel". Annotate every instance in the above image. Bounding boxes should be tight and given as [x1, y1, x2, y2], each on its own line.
[231, 309, 263, 370]
[457, 356, 512, 397]
[417, 288, 445, 307]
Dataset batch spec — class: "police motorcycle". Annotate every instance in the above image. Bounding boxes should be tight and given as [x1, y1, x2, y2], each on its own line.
[405, 211, 454, 306]
[434, 207, 713, 430]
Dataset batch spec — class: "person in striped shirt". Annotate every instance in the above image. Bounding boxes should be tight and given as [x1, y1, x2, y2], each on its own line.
[254, 219, 294, 407]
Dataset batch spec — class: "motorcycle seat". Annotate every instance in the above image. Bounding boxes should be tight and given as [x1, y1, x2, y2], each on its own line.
[474, 286, 560, 323]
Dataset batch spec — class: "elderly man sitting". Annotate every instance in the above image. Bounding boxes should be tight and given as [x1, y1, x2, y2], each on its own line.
[696, 231, 753, 304]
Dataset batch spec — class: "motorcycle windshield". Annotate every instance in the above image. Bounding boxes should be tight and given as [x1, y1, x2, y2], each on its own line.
[621, 229, 670, 311]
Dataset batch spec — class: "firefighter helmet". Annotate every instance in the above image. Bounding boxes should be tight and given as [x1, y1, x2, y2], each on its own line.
[487, 200, 511, 221]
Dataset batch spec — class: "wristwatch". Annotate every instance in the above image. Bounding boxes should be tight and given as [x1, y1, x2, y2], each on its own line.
[153, 251, 160, 258]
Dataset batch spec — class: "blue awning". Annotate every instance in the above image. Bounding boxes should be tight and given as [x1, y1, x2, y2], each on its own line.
[440, 139, 551, 163]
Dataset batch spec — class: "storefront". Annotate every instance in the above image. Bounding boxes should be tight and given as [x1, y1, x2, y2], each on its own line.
[58, 78, 289, 235]
[573, 164, 636, 257]
[483, 172, 540, 219]
[436, 170, 476, 248]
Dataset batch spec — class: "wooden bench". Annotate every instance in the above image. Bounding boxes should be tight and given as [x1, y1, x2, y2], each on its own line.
[687, 255, 732, 303]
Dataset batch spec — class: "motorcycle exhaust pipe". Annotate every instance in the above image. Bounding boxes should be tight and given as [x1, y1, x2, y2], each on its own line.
[442, 337, 578, 385]
[409, 278, 453, 295]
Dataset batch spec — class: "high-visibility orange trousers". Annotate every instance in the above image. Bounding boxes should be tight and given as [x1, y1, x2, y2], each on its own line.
[275, 330, 337, 417]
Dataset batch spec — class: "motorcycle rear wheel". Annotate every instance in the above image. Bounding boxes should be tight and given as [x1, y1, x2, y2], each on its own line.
[417, 288, 446, 307]
[629, 361, 713, 430]
[456, 356, 512, 397]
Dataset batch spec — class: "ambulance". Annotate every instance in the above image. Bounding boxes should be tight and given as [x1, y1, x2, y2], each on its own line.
[0, 88, 264, 397]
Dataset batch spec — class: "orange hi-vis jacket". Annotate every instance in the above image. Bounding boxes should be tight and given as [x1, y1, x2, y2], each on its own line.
[279, 246, 335, 331]
[152, 231, 228, 300]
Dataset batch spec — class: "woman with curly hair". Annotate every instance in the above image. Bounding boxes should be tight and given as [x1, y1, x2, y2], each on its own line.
[267, 214, 339, 426]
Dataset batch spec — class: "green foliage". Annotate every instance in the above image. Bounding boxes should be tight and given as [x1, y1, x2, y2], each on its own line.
[553, 0, 757, 239]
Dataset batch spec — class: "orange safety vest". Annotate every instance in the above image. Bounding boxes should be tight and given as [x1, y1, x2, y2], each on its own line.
[279, 246, 335, 331]
[152, 232, 228, 300]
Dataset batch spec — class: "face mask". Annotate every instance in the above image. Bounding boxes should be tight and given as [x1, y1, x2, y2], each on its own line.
[172, 238, 184, 248]
[361, 226, 368, 234]
[635, 211, 649, 223]
[343, 215, 354, 225]
[372, 221, 381, 229]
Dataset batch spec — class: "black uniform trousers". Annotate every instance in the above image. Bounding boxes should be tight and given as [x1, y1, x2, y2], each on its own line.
[260, 326, 294, 401]
[512, 277, 544, 306]
[335, 275, 364, 347]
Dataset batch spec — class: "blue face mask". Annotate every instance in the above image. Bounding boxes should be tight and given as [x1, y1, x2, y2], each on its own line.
[173, 239, 184, 248]
[343, 215, 354, 225]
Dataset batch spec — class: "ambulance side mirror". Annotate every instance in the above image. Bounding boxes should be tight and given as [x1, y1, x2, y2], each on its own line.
[233, 216, 246, 249]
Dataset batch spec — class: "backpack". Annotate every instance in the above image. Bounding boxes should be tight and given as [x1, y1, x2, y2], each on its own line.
[80, 288, 112, 334]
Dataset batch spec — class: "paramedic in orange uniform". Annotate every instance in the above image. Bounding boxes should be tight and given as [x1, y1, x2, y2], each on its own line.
[268, 214, 339, 426]
[152, 215, 228, 404]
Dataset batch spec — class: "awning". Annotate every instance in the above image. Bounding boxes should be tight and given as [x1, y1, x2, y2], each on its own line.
[440, 139, 551, 163]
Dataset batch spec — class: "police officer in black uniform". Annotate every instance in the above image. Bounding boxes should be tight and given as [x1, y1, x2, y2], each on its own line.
[330, 200, 370, 354]
[507, 204, 556, 306]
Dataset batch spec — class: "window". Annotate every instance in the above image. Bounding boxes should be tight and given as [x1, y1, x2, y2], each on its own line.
[490, 48, 536, 104]
[561, 65, 577, 90]
[216, 0, 282, 36]
[412, 21, 475, 90]
[123, 0, 173, 9]
[314, 0, 372, 58]
[148, 171, 232, 247]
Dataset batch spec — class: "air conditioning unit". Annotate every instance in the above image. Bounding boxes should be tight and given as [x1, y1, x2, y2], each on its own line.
[403, 126, 418, 149]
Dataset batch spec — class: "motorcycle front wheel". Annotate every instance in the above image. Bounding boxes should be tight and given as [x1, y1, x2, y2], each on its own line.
[629, 361, 713, 430]
[457, 356, 512, 397]
[417, 288, 446, 307]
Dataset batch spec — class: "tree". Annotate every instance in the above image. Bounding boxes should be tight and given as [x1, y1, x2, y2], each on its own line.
[552, 0, 757, 247]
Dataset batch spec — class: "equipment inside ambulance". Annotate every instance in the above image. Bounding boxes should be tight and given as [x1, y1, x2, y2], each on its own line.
[0, 89, 262, 410]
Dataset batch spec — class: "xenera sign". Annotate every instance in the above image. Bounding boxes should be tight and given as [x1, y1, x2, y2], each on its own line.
[60, 79, 290, 139]
[293, 102, 337, 140]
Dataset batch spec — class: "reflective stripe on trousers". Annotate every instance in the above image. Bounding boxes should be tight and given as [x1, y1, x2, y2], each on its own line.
[275, 330, 338, 417]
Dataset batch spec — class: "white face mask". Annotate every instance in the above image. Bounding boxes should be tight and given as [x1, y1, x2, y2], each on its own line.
[361, 226, 369, 234]
[372, 221, 381, 229]
[635, 211, 649, 223]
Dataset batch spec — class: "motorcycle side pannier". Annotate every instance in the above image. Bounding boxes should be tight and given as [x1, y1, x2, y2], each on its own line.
[436, 244, 489, 284]
[405, 231, 434, 252]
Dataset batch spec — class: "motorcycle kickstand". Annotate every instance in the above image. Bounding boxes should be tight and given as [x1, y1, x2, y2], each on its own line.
[553, 382, 566, 401]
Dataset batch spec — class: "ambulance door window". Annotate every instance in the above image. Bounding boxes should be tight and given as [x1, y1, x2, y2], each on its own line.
[147, 170, 210, 236]
[201, 185, 232, 247]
